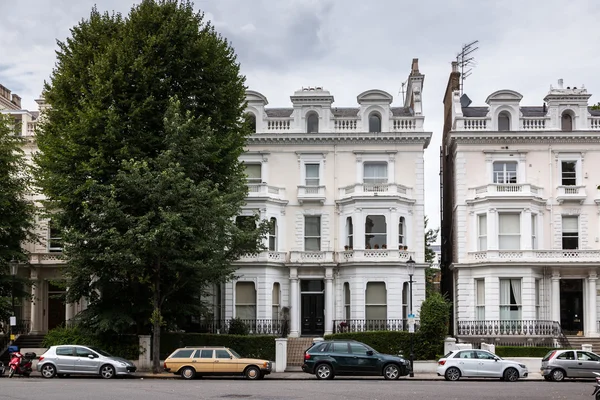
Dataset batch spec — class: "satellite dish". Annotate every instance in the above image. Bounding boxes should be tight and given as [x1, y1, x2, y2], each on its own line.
[460, 94, 472, 108]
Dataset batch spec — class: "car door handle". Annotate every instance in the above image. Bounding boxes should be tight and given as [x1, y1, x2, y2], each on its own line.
[578, 362, 583, 365]
[214, 360, 219, 363]
[192, 360, 197, 363]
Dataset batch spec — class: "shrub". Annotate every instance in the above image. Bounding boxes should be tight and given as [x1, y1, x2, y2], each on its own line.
[42, 326, 140, 360]
[227, 317, 249, 335]
[159, 333, 275, 361]
[495, 346, 555, 358]
[324, 331, 437, 360]
[417, 292, 452, 359]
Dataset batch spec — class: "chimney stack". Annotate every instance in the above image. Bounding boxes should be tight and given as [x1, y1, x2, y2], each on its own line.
[558, 79, 564, 89]
[411, 58, 420, 75]
[452, 61, 459, 73]
[11, 94, 21, 108]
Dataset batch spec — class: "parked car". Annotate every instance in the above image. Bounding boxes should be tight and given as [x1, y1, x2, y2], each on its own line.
[541, 349, 600, 381]
[163, 346, 272, 380]
[36, 345, 137, 379]
[301, 339, 411, 380]
[437, 349, 528, 382]
[0, 360, 4, 376]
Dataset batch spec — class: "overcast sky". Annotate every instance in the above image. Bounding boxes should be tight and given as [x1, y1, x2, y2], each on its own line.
[2, 0, 599, 234]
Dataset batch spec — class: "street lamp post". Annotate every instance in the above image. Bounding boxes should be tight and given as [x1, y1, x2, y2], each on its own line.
[406, 256, 416, 377]
[9, 260, 19, 342]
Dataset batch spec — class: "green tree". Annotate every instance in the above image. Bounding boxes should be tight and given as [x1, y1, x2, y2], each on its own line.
[415, 291, 452, 359]
[0, 114, 36, 324]
[424, 216, 440, 297]
[34, 0, 266, 373]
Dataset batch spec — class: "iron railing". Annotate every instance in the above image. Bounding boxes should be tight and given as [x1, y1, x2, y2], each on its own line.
[457, 320, 570, 342]
[12, 319, 30, 335]
[194, 319, 286, 336]
[332, 319, 420, 334]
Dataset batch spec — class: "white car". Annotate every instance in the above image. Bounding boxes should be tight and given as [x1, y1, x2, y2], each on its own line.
[437, 349, 528, 382]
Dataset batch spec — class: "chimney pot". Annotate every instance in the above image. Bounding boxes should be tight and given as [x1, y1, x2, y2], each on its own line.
[558, 79, 564, 89]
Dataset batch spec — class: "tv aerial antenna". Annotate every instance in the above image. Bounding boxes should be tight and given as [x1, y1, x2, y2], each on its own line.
[398, 80, 408, 103]
[456, 40, 479, 95]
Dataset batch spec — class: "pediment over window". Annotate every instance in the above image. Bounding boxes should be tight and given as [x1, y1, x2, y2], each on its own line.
[357, 89, 393, 105]
[485, 90, 523, 104]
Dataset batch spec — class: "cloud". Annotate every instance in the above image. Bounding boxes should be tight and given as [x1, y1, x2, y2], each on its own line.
[1, 0, 599, 235]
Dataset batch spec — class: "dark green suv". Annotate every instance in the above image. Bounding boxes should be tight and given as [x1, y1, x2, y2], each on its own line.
[301, 340, 411, 380]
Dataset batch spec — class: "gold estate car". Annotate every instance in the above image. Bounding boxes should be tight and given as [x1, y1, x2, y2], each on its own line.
[163, 346, 272, 380]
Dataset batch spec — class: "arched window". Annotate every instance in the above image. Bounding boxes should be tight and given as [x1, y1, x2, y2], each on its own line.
[344, 282, 351, 320]
[498, 111, 510, 131]
[398, 217, 405, 247]
[246, 113, 257, 133]
[346, 217, 353, 249]
[368, 112, 381, 132]
[307, 112, 319, 133]
[268, 217, 277, 251]
[561, 111, 573, 132]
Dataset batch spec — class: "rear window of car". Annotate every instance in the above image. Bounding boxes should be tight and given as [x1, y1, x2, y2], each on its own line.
[308, 342, 327, 353]
[542, 350, 556, 362]
[171, 349, 194, 358]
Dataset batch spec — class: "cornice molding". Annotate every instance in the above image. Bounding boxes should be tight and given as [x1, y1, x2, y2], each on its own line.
[452, 131, 600, 145]
[248, 132, 432, 146]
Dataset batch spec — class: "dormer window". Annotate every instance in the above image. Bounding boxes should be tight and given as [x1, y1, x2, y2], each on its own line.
[561, 111, 573, 132]
[498, 111, 510, 131]
[307, 112, 319, 133]
[246, 113, 257, 133]
[368, 112, 381, 133]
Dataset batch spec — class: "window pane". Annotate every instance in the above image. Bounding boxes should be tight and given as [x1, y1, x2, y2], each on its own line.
[366, 305, 387, 320]
[307, 114, 319, 133]
[369, 113, 381, 132]
[350, 343, 369, 355]
[332, 343, 349, 353]
[200, 350, 213, 358]
[305, 238, 321, 251]
[305, 216, 321, 236]
[366, 282, 386, 304]
[216, 350, 231, 359]
[498, 113, 510, 131]
[363, 163, 387, 184]
[562, 216, 578, 231]
[561, 161, 576, 185]
[172, 349, 194, 358]
[236, 282, 256, 304]
[245, 164, 262, 181]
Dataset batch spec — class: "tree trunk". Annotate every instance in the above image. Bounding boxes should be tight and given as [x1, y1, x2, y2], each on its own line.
[151, 264, 161, 374]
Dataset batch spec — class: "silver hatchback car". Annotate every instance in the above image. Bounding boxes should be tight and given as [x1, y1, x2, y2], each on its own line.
[541, 349, 600, 381]
[37, 345, 137, 379]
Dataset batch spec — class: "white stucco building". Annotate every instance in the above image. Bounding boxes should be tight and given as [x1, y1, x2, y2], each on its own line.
[217, 59, 431, 337]
[441, 62, 600, 345]
[1, 59, 431, 338]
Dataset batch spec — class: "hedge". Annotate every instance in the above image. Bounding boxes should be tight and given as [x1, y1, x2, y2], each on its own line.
[323, 331, 442, 360]
[159, 333, 276, 361]
[495, 346, 555, 358]
[42, 326, 140, 360]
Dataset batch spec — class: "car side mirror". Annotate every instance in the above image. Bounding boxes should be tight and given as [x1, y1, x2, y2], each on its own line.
[494, 357, 499, 362]
[88, 354, 95, 359]
[366, 350, 374, 356]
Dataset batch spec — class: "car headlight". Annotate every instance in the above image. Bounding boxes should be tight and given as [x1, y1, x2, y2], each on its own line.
[518, 364, 526, 369]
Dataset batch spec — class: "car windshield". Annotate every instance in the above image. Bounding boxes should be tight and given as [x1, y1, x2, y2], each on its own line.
[542, 350, 555, 362]
[89, 347, 113, 357]
[229, 349, 241, 358]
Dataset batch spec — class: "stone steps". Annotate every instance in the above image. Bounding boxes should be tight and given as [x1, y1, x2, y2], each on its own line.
[565, 336, 600, 353]
[286, 337, 314, 368]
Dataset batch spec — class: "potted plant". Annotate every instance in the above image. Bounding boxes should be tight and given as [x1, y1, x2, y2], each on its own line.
[403, 245, 408, 250]
[344, 245, 349, 251]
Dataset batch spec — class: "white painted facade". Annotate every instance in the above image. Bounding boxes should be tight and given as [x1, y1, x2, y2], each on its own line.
[445, 74, 600, 339]
[218, 59, 432, 336]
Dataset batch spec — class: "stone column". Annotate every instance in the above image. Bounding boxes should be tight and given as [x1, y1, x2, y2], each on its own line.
[324, 267, 334, 335]
[30, 268, 41, 334]
[588, 273, 598, 337]
[138, 335, 152, 370]
[275, 338, 288, 372]
[289, 268, 299, 337]
[551, 272, 561, 324]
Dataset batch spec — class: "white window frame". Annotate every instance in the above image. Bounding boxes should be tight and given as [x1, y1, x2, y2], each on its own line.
[531, 214, 538, 250]
[297, 152, 326, 189]
[365, 282, 387, 321]
[268, 217, 277, 251]
[304, 163, 320, 186]
[561, 215, 579, 250]
[535, 279, 541, 320]
[493, 161, 518, 184]
[345, 217, 353, 249]
[304, 215, 321, 251]
[556, 153, 582, 187]
[365, 215, 387, 249]
[477, 214, 487, 251]
[498, 212, 521, 250]
[484, 151, 526, 185]
[240, 153, 269, 185]
[48, 220, 63, 253]
[344, 282, 351, 321]
[272, 282, 280, 321]
[475, 279, 485, 320]
[499, 278, 522, 321]
[235, 281, 257, 320]
[363, 162, 388, 185]
[398, 217, 406, 246]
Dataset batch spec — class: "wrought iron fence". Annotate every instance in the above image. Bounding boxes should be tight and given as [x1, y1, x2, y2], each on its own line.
[332, 319, 420, 334]
[194, 319, 286, 336]
[13, 319, 30, 335]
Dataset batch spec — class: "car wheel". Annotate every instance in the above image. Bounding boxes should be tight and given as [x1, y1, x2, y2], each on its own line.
[550, 368, 565, 382]
[41, 364, 56, 379]
[315, 363, 334, 380]
[8, 367, 14, 378]
[180, 366, 196, 380]
[244, 366, 261, 380]
[444, 367, 461, 381]
[383, 364, 401, 380]
[100, 364, 115, 379]
[503, 367, 519, 382]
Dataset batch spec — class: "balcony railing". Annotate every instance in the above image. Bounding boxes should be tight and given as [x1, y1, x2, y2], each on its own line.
[556, 185, 586, 203]
[338, 249, 415, 263]
[237, 251, 287, 263]
[332, 319, 420, 334]
[246, 183, 285, 200]
[192, 319, 285, 335]
[289, 251, 335, 263]
[297, 185, 326, 204]
[457, 320, 566, 339]
[29, 253, 65, 265]
[468, 249, 600, 263]
[590, 117, 600, 130]
[469, 183, 543, 199]
[339, 183, 412, 199]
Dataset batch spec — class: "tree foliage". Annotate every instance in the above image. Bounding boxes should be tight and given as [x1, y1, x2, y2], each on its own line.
[424, 216, 440, 297]
[0, 114, 36, 324]
[34, 0, 266, 372]
[417, 292, 452, 358]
